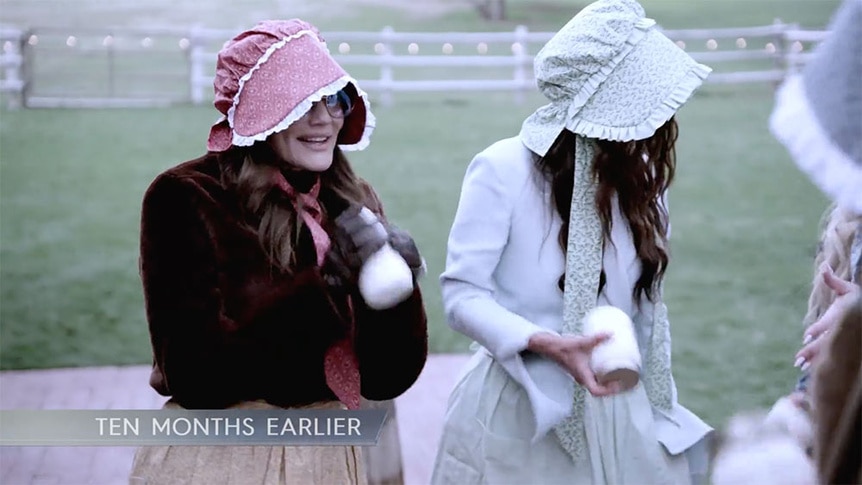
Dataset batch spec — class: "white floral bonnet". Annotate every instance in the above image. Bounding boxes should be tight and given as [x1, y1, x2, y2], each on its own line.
[518, 0, 711, 155]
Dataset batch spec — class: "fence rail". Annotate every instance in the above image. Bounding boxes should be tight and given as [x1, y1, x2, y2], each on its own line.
[0, 21, 830, 110]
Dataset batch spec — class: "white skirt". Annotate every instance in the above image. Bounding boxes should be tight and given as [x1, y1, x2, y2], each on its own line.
[431, 352, 711, 485]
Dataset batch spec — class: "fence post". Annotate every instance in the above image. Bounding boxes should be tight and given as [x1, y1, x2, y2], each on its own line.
[771, 18, 787, 90]
[107, 31, 115, 98]
[188, 25, 205, 105]
[784, 22, 802, 76]
[513, 25, 529, 105]
[19, 28, 32, 108]
[378, 26, 394, 108]
[2, 28, 24, 110]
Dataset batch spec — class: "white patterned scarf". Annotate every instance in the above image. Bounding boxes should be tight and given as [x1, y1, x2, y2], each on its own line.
[554, 135, 675, 461]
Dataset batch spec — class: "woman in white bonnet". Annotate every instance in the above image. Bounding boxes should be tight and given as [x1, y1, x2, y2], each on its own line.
[430, 0, 713, 483]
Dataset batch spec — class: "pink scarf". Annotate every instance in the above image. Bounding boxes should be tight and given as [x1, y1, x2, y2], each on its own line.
[274, 172, 362, 410]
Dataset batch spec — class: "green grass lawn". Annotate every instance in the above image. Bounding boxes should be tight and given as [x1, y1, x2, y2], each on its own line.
[0, 0, 840, 428]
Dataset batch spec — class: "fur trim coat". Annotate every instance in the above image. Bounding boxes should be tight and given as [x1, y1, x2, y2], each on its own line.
[138, 153, 428, 409]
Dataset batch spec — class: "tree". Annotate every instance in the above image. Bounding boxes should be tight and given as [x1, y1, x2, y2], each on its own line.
[475, 0, 506, 21]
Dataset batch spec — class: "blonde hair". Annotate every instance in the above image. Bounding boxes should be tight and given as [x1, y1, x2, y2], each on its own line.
[803, 204, 862, 327]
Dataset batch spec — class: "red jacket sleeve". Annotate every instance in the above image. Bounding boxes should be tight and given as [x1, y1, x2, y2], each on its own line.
[352, 181, 429, 400]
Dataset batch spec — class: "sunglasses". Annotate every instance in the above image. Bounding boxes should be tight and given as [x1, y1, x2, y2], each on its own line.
[316, 89, 354, 119]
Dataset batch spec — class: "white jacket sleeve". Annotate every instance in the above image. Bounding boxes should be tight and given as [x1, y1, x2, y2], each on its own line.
[440, 152, 553, 361]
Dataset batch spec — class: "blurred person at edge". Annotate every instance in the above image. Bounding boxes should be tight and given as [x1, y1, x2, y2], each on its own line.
[774, 1, 862, 479]
[711, 1, 861, 484]
[128, 19, 428, 485]
[773, 0, 862, 382]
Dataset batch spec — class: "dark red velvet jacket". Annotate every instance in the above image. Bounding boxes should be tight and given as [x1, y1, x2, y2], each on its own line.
[139, 153, 428, 409]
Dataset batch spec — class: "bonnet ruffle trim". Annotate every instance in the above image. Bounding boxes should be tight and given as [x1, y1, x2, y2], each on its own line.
[560, 16, 711, 142]
[566, 61, 711, 141]
[770, 75, 862, 215]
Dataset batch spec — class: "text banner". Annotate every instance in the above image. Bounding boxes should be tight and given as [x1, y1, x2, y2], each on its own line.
[0, 409, 387, 446]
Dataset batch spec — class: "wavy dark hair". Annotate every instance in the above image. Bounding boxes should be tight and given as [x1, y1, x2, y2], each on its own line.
[535, 117, 678, 302]
[218, 142, 366, 272]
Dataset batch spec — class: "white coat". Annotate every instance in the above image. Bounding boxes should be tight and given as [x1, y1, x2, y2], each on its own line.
[431, 136, 713, 485]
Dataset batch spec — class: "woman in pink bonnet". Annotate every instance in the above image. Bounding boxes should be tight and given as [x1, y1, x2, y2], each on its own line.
[128, 19, 428, 485]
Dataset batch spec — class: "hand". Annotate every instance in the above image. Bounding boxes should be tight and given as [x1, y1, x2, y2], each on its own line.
[387, 224, 425, 280]
[528, 332, 621, 397]
[332, 205, 389, 272]
[795, 263, 861, 370]
[321, 205, 388, 291]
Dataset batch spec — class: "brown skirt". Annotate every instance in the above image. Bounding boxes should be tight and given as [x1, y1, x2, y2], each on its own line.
[129, 400, 368, 485]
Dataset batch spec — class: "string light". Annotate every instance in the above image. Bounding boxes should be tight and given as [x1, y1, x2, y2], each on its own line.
[736, 37, 747, 48]
[477, 42, 488, 54]
[407, 42, 419, 54]
[338, 42, 350, 54]
[442, 42, 453, 54]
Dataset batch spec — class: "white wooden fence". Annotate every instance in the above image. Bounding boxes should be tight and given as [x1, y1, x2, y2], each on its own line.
[1, 27, 27, 109]
[0, 22, 830, 110]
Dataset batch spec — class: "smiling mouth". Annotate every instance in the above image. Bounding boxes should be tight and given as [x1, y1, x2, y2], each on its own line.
[298, 136, 331, 145]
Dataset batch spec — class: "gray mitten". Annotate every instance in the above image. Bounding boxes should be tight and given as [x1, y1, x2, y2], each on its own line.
[387, 225, 426, 281]
[332, 205, 389, 273]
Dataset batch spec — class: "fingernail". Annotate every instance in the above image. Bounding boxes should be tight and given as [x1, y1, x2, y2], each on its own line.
[803, 334, 813, 345]
[801, 361, 811, 372]
[794, 356, 805, 368]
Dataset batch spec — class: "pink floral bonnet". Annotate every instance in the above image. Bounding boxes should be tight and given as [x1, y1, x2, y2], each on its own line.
[206, 19, 375, 153]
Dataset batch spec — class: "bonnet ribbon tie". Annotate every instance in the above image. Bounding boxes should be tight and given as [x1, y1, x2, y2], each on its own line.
[554, 136, 604, 460]
[553, 137, 674, 462]
[274, 172, 330, 266]
[274, 172, 362, 411]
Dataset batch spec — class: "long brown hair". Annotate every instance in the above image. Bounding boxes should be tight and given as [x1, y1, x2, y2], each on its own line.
[535, 117, 678, 302]
[219, 142, 366, 271]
